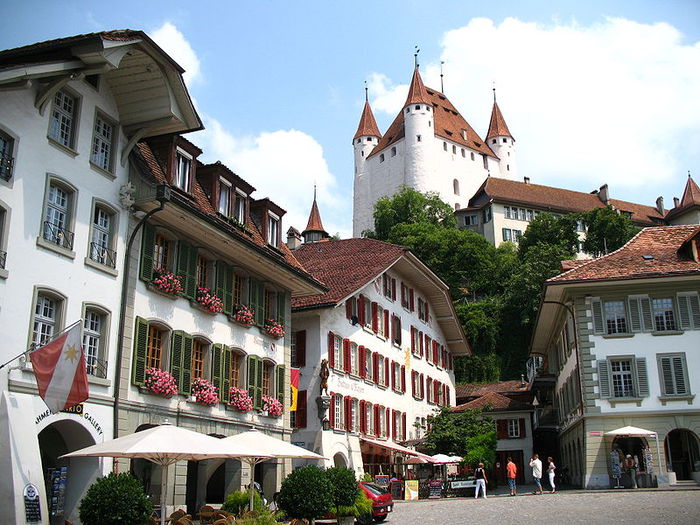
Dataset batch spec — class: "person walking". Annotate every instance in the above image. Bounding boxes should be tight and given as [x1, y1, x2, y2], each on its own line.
[506, 457, 518, 496]
[547, 457, 556, 493]
[474, 462, 488, 499]
[529, 454, 543, 495]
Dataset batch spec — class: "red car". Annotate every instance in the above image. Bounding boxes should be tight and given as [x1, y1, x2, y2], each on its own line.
[359, 481, 393, 522]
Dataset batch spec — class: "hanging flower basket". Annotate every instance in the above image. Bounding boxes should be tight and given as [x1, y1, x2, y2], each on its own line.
[264, 319, 285, 339]
[229, 387, 254, 412]
[151, 268, 183, 296]
[262, 395, 283, 417]
[232, 304, 254, 326]
[191, 377, 219, 406]
[144, 368, 178, 397]
[195, 287, 224, 314]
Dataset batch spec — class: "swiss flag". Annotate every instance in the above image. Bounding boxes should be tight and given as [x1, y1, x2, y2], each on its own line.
[31, 323, 89, 413]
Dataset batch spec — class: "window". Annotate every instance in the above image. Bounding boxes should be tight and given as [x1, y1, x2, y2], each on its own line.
[461, 148, 465, 158]
[513, 230, 522, 242]
[519, 208, 527, 221]
[492, 138, 497, 144]
[196, 254, 211, 290]
[191, 339, 207, 379]
[91, 113, 115, 172]
[350, 342, 359, 376]
[452, 145, 457, 154]
[0, 206, 6, 270]
[32, 292, 62, 347]
[146, 324, 165, 370]
[504, 206, 511, 219]
[364, 348, 372, 380]
[379, 153, 385, 163]
[334, 393, 345, 430]
[262, 360, 274, 396]
[464, 214, 478, 226]
[652, 298, 676, 331]
[377, 357, 386, 387]
[83, 307, 108, 378]
[604, 301, 627, 334]
[610, 359, 635, 397]
[470, 151, 475, 161]
[175, 149, 192, 191]
[598, 356, 649, 400]
[482, 154, 488, 169]
[416, 135, 421, 142]
[267, 213, 280, 247]
[229, 350, 242, 388]
[48, 90, 77, 148]
[218, 179, 231, 215]
[154, 233, 171, 271]
[502, 228, 512, 242]
[391, 315, 402, 345]
[365, 402, 374, 435]
[89, 205, 116, 269]
[376, 304, 386, 337]
[233, 191, 246, 223]
[43, 181, 75, 250]
[382, 273, 396, 300]
[483, 206, 492, 223]
[507, 419, 520, 438]
[576, 220, 586, 232]
[333, 335, 342, 370]
[526, 209, 534, 221]
[453, 179, 460, 195]
[0, 130, 14, 181]
[391, 147, 396, 157]
[443, 142, 448, 151]
[657, 354, 690, 396]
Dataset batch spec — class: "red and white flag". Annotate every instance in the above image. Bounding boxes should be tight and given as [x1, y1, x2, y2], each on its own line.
[31, 322, 89, 413]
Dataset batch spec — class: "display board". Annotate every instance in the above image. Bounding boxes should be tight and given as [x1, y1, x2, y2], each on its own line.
[23, 483, 41, 523]
[404, 480, 419, 500]
[374, 475, 390, 488]
[47, 466, 68, 517]
[428, 479, 443, 499]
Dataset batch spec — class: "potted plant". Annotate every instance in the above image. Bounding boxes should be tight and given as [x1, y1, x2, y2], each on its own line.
[151, 268, 183, 296]
[232, 304, 255, 325]
[191, 377, 219, 406]
[79, 473, 153, 525]
[262, 395, 283, 417]
[144, 368, 178, 397]
[278, 465, 333, 524]
[340, 490, 374, 525]
[325, 467, 360, 525]
[229, 387, 254, 412]
[195, 287, 224, 313]
[264, 318, 285, 338]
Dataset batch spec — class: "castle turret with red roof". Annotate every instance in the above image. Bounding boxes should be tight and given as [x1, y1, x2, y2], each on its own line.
[486, 90, 517, 180]
[302, 187, 329, 243]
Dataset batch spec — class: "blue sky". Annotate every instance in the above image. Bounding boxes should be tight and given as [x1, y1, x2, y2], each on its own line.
[2, 1, 699, 237]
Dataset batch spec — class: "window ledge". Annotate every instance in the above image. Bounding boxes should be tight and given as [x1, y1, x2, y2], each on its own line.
[376, 334, 387, 342]
[47, 137, 79, 157]
[362, 325, 374, 334]
[36, 237, 75, 259]
[607, 397, 644, 408]
[145, 282, 180, 300]
[89, 161, 117, 180]
[651, 330, 684, 337]
[88, 375, 111, 387]
[84, 256, 118, 277]
[659, 394, 695, 405]
[0, 268, 7, 280]
[601, 333, 634, 339]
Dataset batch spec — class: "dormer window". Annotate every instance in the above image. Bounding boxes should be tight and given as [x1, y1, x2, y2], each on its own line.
[234, 190, 246, 223]
[175, 149, 192, 191]
[218, 178, 231, 215]
[268, 212, 280, 248]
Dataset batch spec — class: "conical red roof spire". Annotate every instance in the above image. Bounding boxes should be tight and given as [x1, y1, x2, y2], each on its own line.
[486, 99, 514, 140]
[303, 186, 328, 237]
[353, 100, 381, 140]
[404, 66, 432, 106]
[679, 173, 700, 208]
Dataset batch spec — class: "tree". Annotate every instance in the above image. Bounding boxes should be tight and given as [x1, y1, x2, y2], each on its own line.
[325, 467, 359, 517]
[518, 213, 579, 258]
[454, 354, 501, 384]
[367, 186, 456, 240]
[423, 406, 496, 460]
[582, 206, 638, 257]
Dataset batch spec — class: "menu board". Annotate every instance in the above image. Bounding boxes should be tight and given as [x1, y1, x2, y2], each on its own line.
[390, 480, 403, 500]
[23, 483, 41, 523]
[428, 479, 443, 499]
[374, 475, 390, 488]
[404, 480, 419, 500]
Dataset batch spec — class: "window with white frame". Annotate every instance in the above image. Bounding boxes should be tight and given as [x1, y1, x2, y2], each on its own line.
[0, 130, 15, 181]
[507, 419, 520, 438]
[153, 232, 172, 271]
[49, 90, 78, 148]
[366, 402, 374, 435]
[391, 315, 401, 345]
[333, 335, 343, 370]
[218, 178, 231, 215]
[363, 299, 372, 329]
[175, 149, 192, 191]
[378, 408, 386, 437]
[526, 209, 534, 221]
[657, 353, 690, 396]
[351, 398, 360, 431]
[32, 292, 62, 348]
[43, 181, 75, 250]
[89, 205, 116, 269]
[652, 298, 676, 331]
[610, 359, 635, 397]
[91, 113, 115, 172]
[502, 228, 512, 242]
[334, 394, 345, 430]
[377, 357, 385, 386]
[377, 305, 386, 337]
[267, 213, 280, 247]
[83, 307, 108, 377]
[504, 206, 512, 219]
[233, 191, 246, 223]
[364, 348, 372, 379]
[604, 301, 628, 334]
[519, 208, 527, 221]
[350, 342, 359, 376]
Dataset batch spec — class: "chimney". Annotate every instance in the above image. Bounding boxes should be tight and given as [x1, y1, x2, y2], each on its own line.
[598, 184, 610, 205]
[655, 196, 665, 215]
[286, 227, 302, 250]
[673, 197, 680, 208]
[523, 176, 530, 184]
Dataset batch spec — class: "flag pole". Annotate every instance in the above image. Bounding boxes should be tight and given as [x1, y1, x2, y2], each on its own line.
[0, 319, 83, 370]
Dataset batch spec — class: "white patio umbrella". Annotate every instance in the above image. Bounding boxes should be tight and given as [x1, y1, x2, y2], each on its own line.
[220, 428, 327, 511]
[62, 423, 269, 525]
[431, 454, 462, 463]
[605, 426, 663, 476]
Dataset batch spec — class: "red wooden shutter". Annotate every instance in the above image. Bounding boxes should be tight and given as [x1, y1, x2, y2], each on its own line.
[373, 353, 379, 383]
[374, 406, 380, 435]
[359, 400, 366, 433]
[359, 346, 366, 378]
[409, 289, 414, 311]
[402, 413, 407, 440]
[419, 331, 424, 357]
[410, 326, 416, 353]
[371, 302, 378, 332]
[343, 339, 350, 372]
[329, 393, 335, 429]
[391, 279, 396, 300]
[346, 300, 352, 320]
[391, 410, 397, 440]
[295, 330, 307, 367]
[411, 371, 416, 396]
[358, 295, 366, 325]
[384, 357, 389, 386]
[297, 390, 307, 428]
[419, 374, 424, 398]
[385, 407, 390, 436]
[519, 418, 526, 438]
[328, 331, 335, 369]
[391, 362, 396, 390]
[401, 365, 406, 392]
[345, 397, 352, 431]
[496, 419, 507, 439]
[383, 310, 389, 337]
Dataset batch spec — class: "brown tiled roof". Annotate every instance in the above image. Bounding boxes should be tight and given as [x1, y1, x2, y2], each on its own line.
[304, 197, 326, 234]
[453, 392, 531, 412]
[455, 380, 529, 400]
[133, 141, 309, 273]
[560, 259, 588, 272]
[404, 67, 432, 106]
[368, 81, 496, 160]
[291, 238, 407, 309]
[468, 177, 663, 225]
[353, 101, 381, 140]
[549, 225, 700, 283]
[486, 101, 513, 140]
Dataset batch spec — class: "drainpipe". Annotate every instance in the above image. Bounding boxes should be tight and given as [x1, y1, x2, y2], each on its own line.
[113, 186, 171, 448]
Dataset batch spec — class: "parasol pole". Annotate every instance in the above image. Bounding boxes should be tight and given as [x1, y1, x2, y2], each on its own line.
[160, 462, 168, 525]
[654, 433, 662, 481]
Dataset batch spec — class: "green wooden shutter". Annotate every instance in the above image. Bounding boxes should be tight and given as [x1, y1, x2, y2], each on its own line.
[639, 297, 653, 331]
[628, 298, 642, 332]
[180, 334, 193, 395]
[276, 364, 285, 403]
[212, 344, 224, 402]
[177, 241, 198, 299]
[216, 261, 234, 315]
[170, 331, 184, 392]
[247, 355, 263, 409]
[255, 357, 263, 408]
[221, 347, 231, 403]
[591, 299, 604, 334]
[598, 360, 611, 398]
[659, 356, 675, 395]
[249, 279, 264, 327]
[672, 356, 688, 395]
[132, 317, 149, 385]
[277, 291, 286, 328]
[635, 357, 649, 397]
[139, 223, 156, 282]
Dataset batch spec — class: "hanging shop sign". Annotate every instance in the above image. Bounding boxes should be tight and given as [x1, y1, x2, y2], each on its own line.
[23, 483, 41, 523]
[35, 404, 103, 436]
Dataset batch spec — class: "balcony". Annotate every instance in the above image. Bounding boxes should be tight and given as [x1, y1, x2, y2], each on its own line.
[89, 242, 117, 269]
[42, 221, 75, 251]
[0, 155, 13, 182]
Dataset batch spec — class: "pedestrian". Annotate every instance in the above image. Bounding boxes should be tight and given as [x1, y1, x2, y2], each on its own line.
[547, 456, 556, 493]
[529, 454, 543, 495]
[474, 462, 487, 499]
[506, 457, 518, 496]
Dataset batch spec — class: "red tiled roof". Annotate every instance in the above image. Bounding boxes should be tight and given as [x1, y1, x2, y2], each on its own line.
[404, 67, 432, 106]
[368, 82, 496, 160]
[353, 101, 381, 140]
[453, 392, 531, 412]
[549, 225, 700, 283]
[468, 177, 663, 225]
[666, 176, 700, 220]
[291, 238, 407, 309]
[560, 259, 588, 272]
[486, 101, 513, 140]
[455, 380, 529, 400]
[304, 197, 326, 234]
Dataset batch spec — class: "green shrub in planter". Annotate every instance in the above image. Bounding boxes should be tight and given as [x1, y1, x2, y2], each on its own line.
[236, 509, 281, 524]
[334, 490, 373, 518]
[278, 465, 332, 521]
[361, 472, 373, 482]
[79, 472, 153, 525]
[325, 467, 359, 517]
[221, 489, 264, 515]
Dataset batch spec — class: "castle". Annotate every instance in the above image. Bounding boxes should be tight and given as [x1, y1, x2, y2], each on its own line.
[352, 66, 517, 236]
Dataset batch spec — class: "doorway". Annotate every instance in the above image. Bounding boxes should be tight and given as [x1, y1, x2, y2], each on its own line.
[665, 429, 700, 480]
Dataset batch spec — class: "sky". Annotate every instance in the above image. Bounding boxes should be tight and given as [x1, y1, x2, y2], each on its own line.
[2, 1, 699, 238]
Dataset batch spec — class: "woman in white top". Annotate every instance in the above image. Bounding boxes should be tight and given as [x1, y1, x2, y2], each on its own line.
[547, 457, 556, 493]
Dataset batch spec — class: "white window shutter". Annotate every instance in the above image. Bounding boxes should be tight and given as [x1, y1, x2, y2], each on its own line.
[678, 295, 692, 329]
[628, 298, 642, 332]
[636, 358, 649, 397]
[672, 356, 688, 395]
[689, 295, 700, 328]
[598, 360, 611, 398]
[592, 299, 604, 334]
[659, 356, 675, 395]
[639, 297, 653, 331]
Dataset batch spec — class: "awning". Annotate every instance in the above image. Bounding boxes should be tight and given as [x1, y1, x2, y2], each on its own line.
[360, 438, 434, 460]
[605, 426, 657, 437]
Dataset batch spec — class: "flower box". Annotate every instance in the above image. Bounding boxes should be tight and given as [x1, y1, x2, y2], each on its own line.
[231, 304, 255, 326]
[144, 368, 178, 397]
[195, 287, 224, 314]
[191, 377, 219, 406]
[150, 269, 183, 297]
[229, 387, 254, 412]
[262, 395, 283, 417]
[264, 319, 285, 339]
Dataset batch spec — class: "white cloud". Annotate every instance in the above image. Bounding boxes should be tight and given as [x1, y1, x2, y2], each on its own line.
[149, 22, 201, 85]
[369, 17, 700, 201]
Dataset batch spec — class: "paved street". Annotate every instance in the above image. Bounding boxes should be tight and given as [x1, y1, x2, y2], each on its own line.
[387, 490, 700, 525]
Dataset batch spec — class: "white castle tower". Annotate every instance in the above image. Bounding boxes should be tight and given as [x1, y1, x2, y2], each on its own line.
[352, 66, 517, 237]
